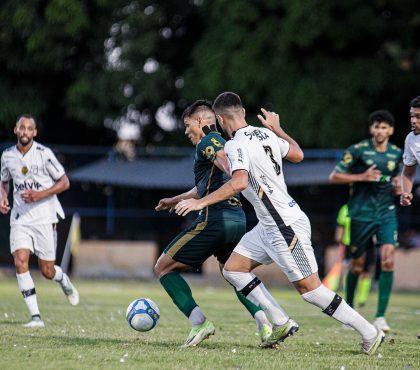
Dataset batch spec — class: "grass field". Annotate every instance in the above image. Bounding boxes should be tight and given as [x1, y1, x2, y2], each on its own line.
[0, 277, 419, 370]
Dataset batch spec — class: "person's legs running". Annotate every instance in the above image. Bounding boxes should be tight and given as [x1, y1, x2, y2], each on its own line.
[13, 249, 43, 327]
[374, 243, 394, 332]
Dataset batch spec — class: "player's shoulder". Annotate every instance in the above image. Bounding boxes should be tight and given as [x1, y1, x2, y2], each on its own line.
[351, 139, 370, 151]
[388, 141, 402, 154]
[1, 145, 17, 160]
[201, 131, 225, 146]
[405, 131, 418, 144]
[34, 142, 50, 152]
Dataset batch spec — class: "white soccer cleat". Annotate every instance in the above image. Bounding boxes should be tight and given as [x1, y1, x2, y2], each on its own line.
[373, 317, 390, 333]
[361, 328, 385, 355]
[23, 316, 45, 328]
[61, 277, 80, 306]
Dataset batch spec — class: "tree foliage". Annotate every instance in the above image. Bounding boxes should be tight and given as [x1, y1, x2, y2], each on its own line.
[1, 0, 419, 147]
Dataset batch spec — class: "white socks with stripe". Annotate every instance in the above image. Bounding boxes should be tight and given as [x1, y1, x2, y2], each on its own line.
[16, 271, 40, 318]
[302, 284, 377, 340]
[223, 270, 289, 326]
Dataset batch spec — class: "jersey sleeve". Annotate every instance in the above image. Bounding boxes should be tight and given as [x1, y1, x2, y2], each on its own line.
[335, 145, 359, 173]
[225, 140, 249, 175]
[197, 133, 226, 162]
[45, 148, 66, 180]
[403, 135, 418, 166]
[336, 204, 348, 226]
[276, 137, 290, 158]
[0, 153, 11, 182]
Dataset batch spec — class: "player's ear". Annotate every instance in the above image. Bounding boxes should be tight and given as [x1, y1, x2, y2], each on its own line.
[389, 126, 394, 135]
[33, 128, 38, 137]
[242, 108, 246, 117]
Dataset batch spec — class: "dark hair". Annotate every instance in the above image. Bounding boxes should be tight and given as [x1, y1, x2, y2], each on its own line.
[368, 110, 395, 127]
[181, 99, 213, 121]
[409, 96, 420, 108]
[212, 92, 242, 112]
[16, 114, 37, 126]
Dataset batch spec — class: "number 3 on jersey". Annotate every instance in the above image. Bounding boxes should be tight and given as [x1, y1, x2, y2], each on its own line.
[263, 145, 281, 175]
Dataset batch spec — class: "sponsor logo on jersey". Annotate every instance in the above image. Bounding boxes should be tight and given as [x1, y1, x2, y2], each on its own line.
[244, 129, 269, 141]
[14, 181, 42, 192]
[288, 200, 296, 207]
[31, 165, 38, 175]
[386, 153, 398, 159]
[259, 175, 273, 194]
[21, 166, 29, 175]
[237, 148, 243, 163]
[210, 138, 223, 147]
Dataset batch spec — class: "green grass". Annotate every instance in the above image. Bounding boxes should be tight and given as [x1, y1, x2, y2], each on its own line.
[0, 277, 419, 370]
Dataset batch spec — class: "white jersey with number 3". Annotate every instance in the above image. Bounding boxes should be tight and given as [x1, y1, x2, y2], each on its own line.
[1, 141, 65, 225]
[225, 125, 304, 228]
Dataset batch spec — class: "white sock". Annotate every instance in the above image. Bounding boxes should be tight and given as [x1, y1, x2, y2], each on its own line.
[189, 306, 206, 327]
[16, 271, 40, 318]
[254, 310, 271, 331]
[302, 284, 377, 340]
[223, 269, 288, 326]
[53, 265, 72, 291]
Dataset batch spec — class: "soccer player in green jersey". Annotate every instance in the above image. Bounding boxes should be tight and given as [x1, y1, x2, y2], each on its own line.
[154, 100, 270, 347]
[329, 110, 402, 333]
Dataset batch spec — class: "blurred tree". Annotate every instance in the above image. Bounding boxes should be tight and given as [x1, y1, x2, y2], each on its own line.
[1, 0, 419, 148]
[183, 0, 420, 148]
[0, 0, 127, 144]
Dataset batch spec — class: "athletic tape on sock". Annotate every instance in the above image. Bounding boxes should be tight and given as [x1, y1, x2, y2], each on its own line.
[240, 277, 262, 297]
[322, 294, 342, 316]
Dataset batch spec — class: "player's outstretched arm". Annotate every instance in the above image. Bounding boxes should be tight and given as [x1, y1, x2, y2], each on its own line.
[213, 149, 230, 175]
[155, 187, 198, 212]
[329, 165, 381, 184]
[0, 181, 10, 214]
[175, 170, 248, 216]
[21, 174, 70, 204]
[257, 108, 303, 163]
[400, 165, 416, 206]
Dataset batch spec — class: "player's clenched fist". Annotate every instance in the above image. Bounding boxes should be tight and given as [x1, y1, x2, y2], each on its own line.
[400, 192, 413, 206]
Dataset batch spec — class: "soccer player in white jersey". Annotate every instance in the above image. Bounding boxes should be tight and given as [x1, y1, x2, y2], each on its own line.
[175, 92, 384, 355]
[0, 115, 79, 328]
[401, 96, 420, 207]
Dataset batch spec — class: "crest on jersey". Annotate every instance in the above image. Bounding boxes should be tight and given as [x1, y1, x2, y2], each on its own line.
[203, 146, 215, 159]
[21, 166, 29, 175]
[342, 152, 352, 164]
[387, 161, 396, 171]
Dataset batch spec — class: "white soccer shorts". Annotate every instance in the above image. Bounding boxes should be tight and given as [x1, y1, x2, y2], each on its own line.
[10, 224, 57, 261]
[234, 214, 318, 282]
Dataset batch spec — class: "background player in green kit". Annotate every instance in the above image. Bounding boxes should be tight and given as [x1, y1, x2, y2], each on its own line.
[154, 100, 270, 347]
[329, 110, 402, 333]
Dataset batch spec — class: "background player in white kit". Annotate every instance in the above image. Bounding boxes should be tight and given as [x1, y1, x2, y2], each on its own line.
[0, 115, 79, 328]
[175, 92, 384, 355]
[400, 96, 420, 207]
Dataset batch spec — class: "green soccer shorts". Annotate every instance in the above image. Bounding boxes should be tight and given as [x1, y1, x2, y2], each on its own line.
[164, 218, 246, 268]
[349, 218, 398, 259]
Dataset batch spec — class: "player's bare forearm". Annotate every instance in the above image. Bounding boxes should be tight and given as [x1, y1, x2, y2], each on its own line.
[22, 175, 69, 203]
[400, 165, 416, 206]
[175, 171, 248, 216]
[155, 187, 198, 212]
[0, 181, 10, 214]
[329, 165, 381, 184]
[213, 150, 230, 175]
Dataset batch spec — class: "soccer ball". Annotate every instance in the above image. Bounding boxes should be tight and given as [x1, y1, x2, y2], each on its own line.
[126, 298, 160, 332]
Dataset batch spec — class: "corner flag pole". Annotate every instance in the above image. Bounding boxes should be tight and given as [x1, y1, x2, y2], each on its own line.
[61, 213, 81, 274]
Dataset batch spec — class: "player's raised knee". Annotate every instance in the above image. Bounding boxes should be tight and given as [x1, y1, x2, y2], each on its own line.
[40, 265, 55, 279]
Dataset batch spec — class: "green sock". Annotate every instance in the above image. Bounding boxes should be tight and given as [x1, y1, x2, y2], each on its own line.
[355, 276, 372, 307]
[346, 271, 359, 308]
[376, 271, 393, 318]
[233, 287, 262, 317]
[160, 272, 198, 318]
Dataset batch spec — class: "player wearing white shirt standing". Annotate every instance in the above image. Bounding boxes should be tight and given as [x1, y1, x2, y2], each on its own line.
[175, 92, 384, 355]
[0, 115, 79, 328]
[401, 96, 420, 207]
